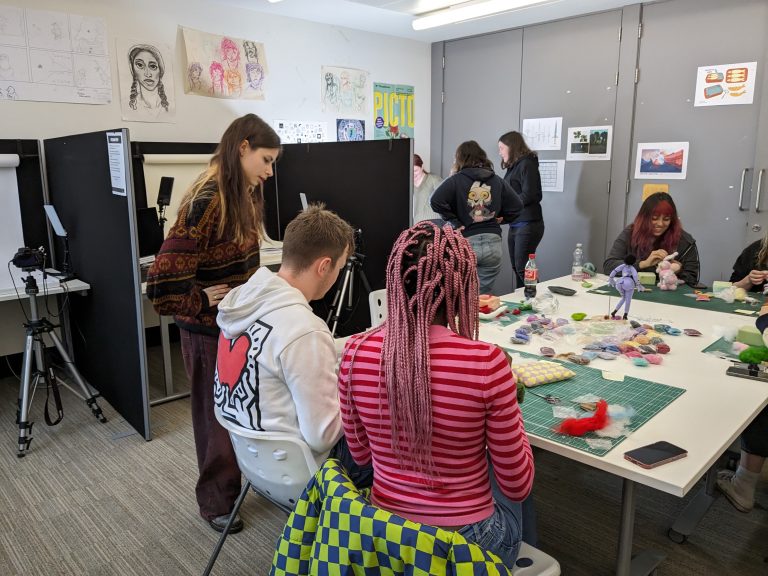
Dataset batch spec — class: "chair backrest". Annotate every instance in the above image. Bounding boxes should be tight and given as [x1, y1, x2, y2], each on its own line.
[215, 410, 319, 510]
[368, 288, 387, 327]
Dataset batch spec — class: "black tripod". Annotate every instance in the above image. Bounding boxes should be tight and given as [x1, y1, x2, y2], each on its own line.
[326, 252, 371, 337]
[16, 271, 107, 457]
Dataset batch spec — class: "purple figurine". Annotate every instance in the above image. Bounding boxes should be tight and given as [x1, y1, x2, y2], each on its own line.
[608, 255, 645, 320]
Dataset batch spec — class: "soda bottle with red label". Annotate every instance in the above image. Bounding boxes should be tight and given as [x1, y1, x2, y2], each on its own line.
[524, 253, 537, 299]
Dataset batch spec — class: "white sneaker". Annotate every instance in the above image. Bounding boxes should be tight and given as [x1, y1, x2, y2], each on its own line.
[716, 470, 754, 513]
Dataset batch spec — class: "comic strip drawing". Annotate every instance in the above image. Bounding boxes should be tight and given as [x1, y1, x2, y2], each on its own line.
[182, 26, 268, 100]
[321, 66, 368, 115]
[117, 39, 175, 122]
[0, 7, 111, 104]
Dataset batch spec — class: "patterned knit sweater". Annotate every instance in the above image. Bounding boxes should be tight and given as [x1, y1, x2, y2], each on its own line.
[146, 185, 260, 336]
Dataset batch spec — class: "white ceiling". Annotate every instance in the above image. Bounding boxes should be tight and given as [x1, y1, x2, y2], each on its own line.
[213, 0, 643, 42]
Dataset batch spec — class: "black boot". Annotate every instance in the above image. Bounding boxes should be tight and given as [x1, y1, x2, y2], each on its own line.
[622, 313, 628, 320]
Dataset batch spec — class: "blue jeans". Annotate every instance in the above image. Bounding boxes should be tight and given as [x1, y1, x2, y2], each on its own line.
[457, 477, 523, 568]
[467, 233, 503, 294]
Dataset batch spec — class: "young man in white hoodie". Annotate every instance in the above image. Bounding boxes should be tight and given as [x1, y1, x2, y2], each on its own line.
[214, 204, 370, 484]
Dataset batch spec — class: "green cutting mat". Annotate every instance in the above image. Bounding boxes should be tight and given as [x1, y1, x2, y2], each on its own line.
[701, 337, 768, 360]
[505, 349, 685, 457]
[587, 283, 759, 315]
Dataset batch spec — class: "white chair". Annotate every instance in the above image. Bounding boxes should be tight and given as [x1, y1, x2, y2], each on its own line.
[368, 288, 387, 327]
[203, 410, 319, 576]
[511, 542, 561, 576]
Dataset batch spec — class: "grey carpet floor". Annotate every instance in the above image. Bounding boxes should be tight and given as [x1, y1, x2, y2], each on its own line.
[0, 344, 766, 575]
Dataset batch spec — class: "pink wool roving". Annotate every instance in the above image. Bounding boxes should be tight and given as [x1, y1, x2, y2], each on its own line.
[644, 354, 663, 365]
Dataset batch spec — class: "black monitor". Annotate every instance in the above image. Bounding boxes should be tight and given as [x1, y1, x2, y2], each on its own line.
[136, 207, 164, 257]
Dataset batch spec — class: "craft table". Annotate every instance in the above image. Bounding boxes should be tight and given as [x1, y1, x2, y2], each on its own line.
[480, 275, 768, 576]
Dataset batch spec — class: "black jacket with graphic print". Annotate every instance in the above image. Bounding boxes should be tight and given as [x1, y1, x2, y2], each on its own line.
[430, 167, 522, 238]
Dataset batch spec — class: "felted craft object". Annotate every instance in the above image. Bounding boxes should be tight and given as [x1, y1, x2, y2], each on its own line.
[512, 361, 576, 388]
[555, 399, 609, 436]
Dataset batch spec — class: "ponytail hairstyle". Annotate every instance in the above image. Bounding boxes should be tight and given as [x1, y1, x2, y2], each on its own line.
[375, 222, 478, 475]
[498, 130, 535, 170]
[630, 192, 682, 258]
[179, 113, 281, 246]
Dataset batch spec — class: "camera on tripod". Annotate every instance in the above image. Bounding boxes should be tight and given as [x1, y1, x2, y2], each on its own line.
[12, 246, 45, 272]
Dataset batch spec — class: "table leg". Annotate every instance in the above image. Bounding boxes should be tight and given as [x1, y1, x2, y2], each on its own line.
[668, 465, 717, 543]
[617, 478, 666, 576]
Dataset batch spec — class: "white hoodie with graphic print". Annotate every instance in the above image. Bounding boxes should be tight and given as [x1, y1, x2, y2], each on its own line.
[215, 267, 343, 463]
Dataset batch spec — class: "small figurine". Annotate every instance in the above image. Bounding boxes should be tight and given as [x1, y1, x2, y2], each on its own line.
[656, 252, 683, 291]
[608, 255, 644, 320]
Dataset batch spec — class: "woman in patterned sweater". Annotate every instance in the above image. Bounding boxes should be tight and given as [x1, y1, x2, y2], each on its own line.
[338, 222, 534, 567]
[147, 113, 280, 533]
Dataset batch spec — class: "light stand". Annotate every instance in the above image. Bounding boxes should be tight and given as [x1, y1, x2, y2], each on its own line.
[16, 267, 107, 457]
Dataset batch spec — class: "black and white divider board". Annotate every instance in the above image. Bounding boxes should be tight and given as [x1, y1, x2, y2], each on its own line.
[266, 138, 412, 336]
[44, 129, 151, 441]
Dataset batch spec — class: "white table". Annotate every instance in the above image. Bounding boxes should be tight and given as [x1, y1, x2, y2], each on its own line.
[480, 275, 768, 576]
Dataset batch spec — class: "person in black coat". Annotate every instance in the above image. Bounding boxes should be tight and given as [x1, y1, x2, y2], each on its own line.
[498, 131, 545, 290]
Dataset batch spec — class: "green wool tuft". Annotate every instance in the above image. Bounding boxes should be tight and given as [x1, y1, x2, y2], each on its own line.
[738, 346, 768, 365]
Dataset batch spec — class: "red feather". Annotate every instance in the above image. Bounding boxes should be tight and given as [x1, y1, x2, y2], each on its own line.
[555, 399, 609, 436]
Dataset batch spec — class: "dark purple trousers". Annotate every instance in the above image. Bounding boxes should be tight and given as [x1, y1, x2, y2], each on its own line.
[180, 328, 241, 520]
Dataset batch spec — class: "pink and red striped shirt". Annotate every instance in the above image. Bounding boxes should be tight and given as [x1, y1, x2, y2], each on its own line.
[338, 324, 534, 527]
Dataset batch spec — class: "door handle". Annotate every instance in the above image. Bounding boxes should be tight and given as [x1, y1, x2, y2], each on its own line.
[756, 169, 765, 213]
[738, 168, 749, 211]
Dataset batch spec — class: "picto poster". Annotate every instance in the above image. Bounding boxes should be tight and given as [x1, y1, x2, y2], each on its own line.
[373, 82, 414, 139]
[694, 61, 757, 107]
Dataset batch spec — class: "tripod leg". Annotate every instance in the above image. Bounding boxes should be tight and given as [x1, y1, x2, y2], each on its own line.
[47, 331, 108, 424]
[17, 332, 36, 457]
[326, 262, 353, 337]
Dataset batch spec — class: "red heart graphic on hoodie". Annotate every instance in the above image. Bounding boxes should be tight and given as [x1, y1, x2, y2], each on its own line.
[216, 332, 251, 394]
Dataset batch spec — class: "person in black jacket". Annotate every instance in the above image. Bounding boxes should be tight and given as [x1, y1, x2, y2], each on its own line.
[603, 192, 699, 286]
[431, 140, 522, 294]
[731, 232, 768, 292]
[498, 131, 545, 290]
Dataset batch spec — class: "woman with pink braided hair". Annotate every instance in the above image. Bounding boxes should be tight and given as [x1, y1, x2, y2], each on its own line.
[338, 221, 534, 567]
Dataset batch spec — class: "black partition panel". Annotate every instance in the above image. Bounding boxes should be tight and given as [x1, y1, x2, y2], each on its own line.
[45, 129, 150, 440]
[269, 139, 412, 336]
[0, 140, 48, 252]
[131, 141, 280, 240]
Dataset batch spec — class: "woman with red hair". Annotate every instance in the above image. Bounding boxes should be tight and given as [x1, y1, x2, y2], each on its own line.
[338, 222, 534, 567]
[604, 192, 699, 286]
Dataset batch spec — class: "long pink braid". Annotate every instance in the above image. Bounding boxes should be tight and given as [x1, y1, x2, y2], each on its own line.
[375, 221, 479, 475]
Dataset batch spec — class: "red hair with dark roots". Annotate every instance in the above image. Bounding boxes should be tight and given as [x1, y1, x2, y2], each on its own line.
[630, 192, 682, 258]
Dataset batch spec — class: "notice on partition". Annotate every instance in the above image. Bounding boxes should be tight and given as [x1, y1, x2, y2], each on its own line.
[539, 160, 565, 192]
[0, 5, 111, 104]
[522, 117, 562, 151]
[634, 142, 689, 180]
[566, 126, 612, 161]
[106, 132, 127, 196]
[694, 61, 757, 107]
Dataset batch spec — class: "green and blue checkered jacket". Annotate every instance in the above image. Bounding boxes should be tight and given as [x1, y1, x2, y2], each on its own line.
[270, 459, 512, 575]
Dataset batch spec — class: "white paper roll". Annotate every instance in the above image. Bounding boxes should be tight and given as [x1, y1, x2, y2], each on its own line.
[143, 154, 212, 165]
[0, 154, 20, 169]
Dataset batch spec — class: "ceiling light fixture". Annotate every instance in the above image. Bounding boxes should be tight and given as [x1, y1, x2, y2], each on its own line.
[412, 0, 557, 30]
[267, 0, 285, 3]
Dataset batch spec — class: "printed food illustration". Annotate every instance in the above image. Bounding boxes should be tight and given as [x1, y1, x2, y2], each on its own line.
[725, 67, 748, 83]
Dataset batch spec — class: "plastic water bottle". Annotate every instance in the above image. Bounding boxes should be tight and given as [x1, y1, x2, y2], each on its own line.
[572, 243, 584, 281]
[524, 254, 538, 299]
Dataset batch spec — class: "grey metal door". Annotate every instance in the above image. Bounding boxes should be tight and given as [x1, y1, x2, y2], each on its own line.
[442, 30, 523, 293]
[519, 10, 622, 284]
[631, 0, 768, 284]
[746, 54, 768, 245]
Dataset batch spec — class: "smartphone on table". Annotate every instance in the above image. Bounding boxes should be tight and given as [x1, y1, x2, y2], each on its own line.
[624, 441, 687, 469]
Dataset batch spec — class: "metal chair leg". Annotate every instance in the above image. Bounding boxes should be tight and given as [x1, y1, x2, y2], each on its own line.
[202, 480, 251, 576]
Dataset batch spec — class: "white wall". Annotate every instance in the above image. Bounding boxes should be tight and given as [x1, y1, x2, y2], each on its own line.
[0, 0, 431, 156]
